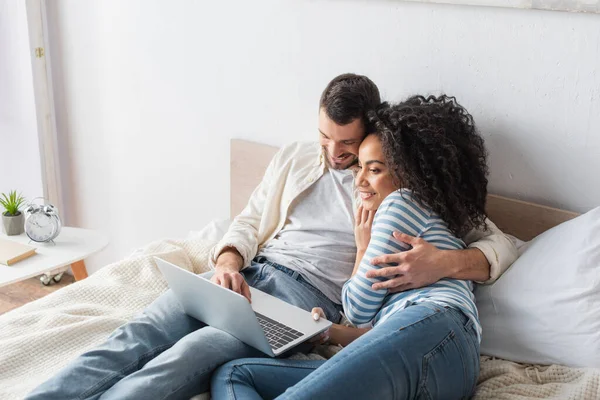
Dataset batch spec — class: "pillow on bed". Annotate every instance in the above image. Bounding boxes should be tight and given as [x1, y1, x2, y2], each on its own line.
[476, 206, 600, 368]
[188, 218, 231, 242]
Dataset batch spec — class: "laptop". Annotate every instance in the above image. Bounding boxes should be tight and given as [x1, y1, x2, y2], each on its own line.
[154, 257, 332, 357]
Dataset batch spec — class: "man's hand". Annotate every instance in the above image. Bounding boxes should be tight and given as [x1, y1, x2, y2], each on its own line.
[367, 232, 447, 293]
[211, 247, 252, 302]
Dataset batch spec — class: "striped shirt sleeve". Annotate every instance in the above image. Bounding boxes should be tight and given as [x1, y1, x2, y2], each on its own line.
[341, 192, 430, 325]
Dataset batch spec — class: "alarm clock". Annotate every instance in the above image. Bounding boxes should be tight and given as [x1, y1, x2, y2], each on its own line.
[23, 198, 62, 243]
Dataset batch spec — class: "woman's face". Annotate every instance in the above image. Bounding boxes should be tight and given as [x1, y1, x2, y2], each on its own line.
[355, 134, 399, 211]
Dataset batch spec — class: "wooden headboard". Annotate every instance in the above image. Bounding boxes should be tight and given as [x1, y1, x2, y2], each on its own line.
[230, 139, 580, 241]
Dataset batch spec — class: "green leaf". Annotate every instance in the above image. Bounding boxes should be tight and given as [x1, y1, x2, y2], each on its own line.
[0, 190, 26, 216]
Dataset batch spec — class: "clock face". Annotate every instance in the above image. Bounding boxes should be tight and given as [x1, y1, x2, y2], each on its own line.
[25, 213, 57, 242]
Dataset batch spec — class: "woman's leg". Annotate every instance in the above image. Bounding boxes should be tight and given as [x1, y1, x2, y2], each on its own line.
[279, 303, 480, 400]
[211, 358, 325, 400]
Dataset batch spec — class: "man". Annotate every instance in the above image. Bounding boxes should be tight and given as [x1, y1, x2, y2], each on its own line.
[27, 74, 517, 400]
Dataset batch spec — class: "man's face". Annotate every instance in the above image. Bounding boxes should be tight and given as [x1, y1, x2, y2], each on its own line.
[318, 108, 365, 170]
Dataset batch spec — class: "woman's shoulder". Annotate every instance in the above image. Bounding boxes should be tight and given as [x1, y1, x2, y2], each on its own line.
[376, 189, 433, 226]
[378, 189, 465, 249]
[379, 189, 432, 214]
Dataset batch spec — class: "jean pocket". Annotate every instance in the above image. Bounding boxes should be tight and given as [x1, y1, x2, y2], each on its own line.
[296, 277, 340, 323]
[447, 308, 478, 345]
[243, 263, 267, 285]
[418, 330, 476, 400]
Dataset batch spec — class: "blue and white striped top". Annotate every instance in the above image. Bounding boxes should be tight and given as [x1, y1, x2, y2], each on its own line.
[341, 189, 482, 342]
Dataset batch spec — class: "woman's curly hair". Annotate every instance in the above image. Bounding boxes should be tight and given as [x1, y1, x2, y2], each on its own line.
[368, 95, 489, 237]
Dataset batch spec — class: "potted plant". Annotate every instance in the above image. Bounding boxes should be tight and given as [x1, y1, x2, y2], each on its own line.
[1, 190, 26, 236]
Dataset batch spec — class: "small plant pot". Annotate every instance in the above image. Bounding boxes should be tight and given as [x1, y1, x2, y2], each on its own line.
[2, 212, 24, 236]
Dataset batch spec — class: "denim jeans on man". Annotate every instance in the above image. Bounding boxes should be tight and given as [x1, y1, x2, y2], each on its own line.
[211, 302, 480, 400]
[26, 258, 343, 400]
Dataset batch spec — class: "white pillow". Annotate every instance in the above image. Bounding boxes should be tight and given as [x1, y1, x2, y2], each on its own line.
[188, 218, 231, 242]
[476, 206, 600, 368]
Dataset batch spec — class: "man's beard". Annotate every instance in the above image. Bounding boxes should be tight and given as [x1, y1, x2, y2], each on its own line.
[323, 149, 358, 170]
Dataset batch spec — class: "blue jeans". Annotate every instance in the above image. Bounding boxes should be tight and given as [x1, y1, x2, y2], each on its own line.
[211, 303, 480, 400]
[26, 259, 342, 400]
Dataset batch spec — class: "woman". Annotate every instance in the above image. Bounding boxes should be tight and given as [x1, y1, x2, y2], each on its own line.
[211, 95, 489, 400]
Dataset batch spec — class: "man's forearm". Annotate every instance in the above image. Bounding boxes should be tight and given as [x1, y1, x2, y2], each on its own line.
[444, 248, 490, 282]
[215, 247, 244, 271]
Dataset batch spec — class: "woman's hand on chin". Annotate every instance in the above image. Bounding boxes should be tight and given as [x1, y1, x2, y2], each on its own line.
[355, 205, 375, 252]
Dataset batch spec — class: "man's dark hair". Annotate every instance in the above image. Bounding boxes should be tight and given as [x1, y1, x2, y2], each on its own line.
[319, 73, 381, 131]
[369, 95, 489, 237]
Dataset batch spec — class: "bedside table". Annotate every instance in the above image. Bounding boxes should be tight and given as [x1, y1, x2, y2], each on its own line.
[0, 227, 108, 287]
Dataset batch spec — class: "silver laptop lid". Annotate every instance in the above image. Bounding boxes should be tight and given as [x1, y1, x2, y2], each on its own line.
[154, 257, 331, 356]
[155, 257, 274, 355]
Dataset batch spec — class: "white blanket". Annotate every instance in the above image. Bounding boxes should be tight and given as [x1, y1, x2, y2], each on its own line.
[0, 236, 598, 400]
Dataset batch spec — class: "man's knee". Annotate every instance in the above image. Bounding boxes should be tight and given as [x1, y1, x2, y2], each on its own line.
[142, 289, 181, 316]
[170, 326, 247, 360]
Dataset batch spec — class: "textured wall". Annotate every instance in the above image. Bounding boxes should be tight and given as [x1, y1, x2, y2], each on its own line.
[46, 0, 600, 271]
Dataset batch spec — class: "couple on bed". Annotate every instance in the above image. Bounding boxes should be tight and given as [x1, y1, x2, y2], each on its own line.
[28, 74, 517, 400]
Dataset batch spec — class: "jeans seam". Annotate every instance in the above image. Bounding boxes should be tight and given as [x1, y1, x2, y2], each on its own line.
[446, 307, 474, 334]
[226, 366, 237, 400]
[418, 330, 457, 399]
[245, 263, 266, 283]
[445, 308, 480, 390]
[78, 341, 177, 399]
[225, 360, 321, 400]
[162, 358, 284, 400]
[283, 308, 451, 398]
[159, 365, 215, 400]
[283, 328, 402, 396]
[227, 359, 322, 369]
[396, 305, 443, 332]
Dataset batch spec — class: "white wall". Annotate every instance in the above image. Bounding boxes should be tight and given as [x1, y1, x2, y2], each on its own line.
[0, 1, 43, 203]
[46, 0, 600, 273]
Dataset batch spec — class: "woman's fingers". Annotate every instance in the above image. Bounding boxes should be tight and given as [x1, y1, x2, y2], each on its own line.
[367, 209, 375, 226]
[308, 329, 330, 344]
[361, 206, 369, 225]
[309, 308, 330, 345]
[355, 205, 363, 225]
[318, 330, 330, 343]
[311, 307, 326, 321]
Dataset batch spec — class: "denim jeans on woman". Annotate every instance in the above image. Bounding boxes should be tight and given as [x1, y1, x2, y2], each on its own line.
[212, 302, 480, 400]
[26, 259, 342, 400]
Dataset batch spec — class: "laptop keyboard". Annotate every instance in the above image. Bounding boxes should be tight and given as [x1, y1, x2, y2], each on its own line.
[255, 312, 304, 350]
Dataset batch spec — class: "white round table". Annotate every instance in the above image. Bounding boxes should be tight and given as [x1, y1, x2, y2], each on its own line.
[0, 227, 108, 287]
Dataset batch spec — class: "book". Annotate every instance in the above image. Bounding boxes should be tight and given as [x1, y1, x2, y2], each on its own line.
[0, 239, 37, 266]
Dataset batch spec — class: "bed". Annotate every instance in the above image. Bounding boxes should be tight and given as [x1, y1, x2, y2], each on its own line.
[0, 139, 597, 400]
